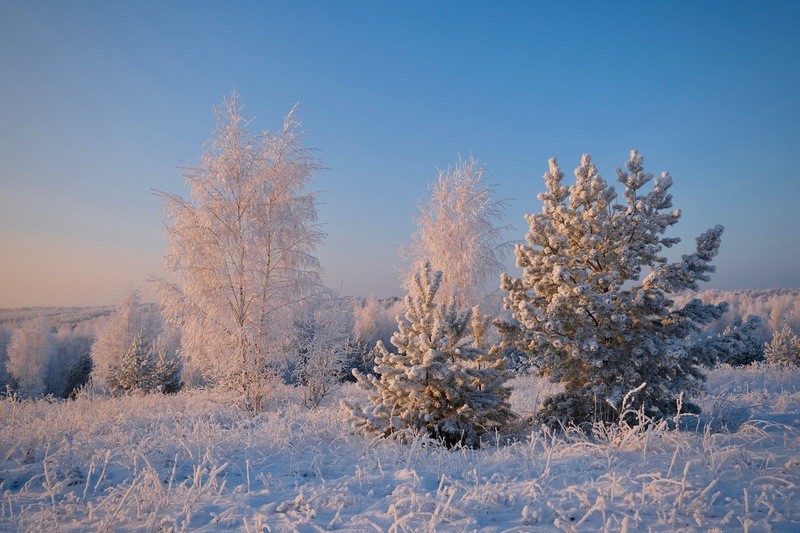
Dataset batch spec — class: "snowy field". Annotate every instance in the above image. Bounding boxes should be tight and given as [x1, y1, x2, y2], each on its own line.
[1, 365, 798, 532]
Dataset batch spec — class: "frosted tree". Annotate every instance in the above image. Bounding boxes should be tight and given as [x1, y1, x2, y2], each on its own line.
[51, 329, 94, 398]
[155, 92, 324, 410]
[350, 295, 403, 374]
[347, 263, 514, 447]
[499, 151, 740, 425]
[7, 317, 57, 398]
[677, 316, 764, 369]
[764, 325, 800, 365]
[0, 327, 13, 392]
[713, 316, 764, 366]
[108, 331, 157, 394]
[108, 331, 181, 394]
[293, 295, 354, 408]
[403, 156, 510, 309]
[91, 287, 158, 389]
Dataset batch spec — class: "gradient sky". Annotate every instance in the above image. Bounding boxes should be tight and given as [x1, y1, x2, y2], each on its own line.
[1, 1, 799, 307]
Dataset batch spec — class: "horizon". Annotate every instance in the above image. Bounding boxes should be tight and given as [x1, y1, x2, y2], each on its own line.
[2, 1, 799, 307]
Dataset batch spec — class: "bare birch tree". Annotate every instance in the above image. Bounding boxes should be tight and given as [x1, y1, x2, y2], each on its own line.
[155, 93, 324, 409]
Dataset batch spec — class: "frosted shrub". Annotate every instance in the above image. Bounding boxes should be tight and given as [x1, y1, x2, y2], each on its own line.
[764, 325, 800, 365]
[293, 296, 354, 408]
[499, 151, 748, 426]
[347, 263, 515, 447]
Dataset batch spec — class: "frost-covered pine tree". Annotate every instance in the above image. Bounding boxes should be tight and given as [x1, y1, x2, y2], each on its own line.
[155, 93, 324, 409]
[7, 317, 57, 398]
[91, 287, 158, 389]
[764, 325, 800, 365]
[108, 331, 157, 394]
[108, 331, 182, 394]
[499, 151, 737, 425]
[713, 316, 764, 366]
[403, 156, 510, 309]
[347, 263, 514, 447]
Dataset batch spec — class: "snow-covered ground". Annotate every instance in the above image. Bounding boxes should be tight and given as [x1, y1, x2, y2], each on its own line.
[1, 364, 798, 531]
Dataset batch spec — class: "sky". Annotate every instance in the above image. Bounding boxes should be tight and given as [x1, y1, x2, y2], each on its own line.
[1, 1, 799, 307]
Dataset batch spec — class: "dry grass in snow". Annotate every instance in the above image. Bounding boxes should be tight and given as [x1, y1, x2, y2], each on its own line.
[1, 364, 799, 531]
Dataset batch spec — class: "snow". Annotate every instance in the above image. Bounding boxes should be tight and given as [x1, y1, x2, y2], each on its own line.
[1, 364, 798, 531]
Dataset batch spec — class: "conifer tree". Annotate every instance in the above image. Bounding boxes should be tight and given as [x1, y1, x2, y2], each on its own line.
[109, 331, 157, 394]
[499, 151, 743, 425]
[91, 288, 161, 387]
[764, 325, 800, 365]
[713, 316, 765, 366]
[155, 351, 183, 394]
[347, 263, 514, 447]
[109, 331, 182, 394]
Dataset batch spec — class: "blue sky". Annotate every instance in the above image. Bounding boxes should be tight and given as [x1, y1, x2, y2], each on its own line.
[1, 1, 798, 307]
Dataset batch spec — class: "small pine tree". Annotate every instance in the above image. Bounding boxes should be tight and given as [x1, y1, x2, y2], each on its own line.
[687, 316, 765, 368]
[465, 307, 517, 435]
[109, 332, 157, 394]
[346, 263, 514, 447]
[109, 331, 182, 394]
[764, 325, 800, 365]
[91, 287, 158, 389]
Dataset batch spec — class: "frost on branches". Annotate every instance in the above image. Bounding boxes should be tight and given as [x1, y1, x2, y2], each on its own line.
[90, 287, 159, 390]
[347, 263, 515, 447]
[403, 156, 510, 309]
[155, 93, 324, 410]
[764, 325, 800, 365]
[292, 295, 354, 409]
[108, 331, 182, 395]
[499, 151, 744, 426]
[7, 317, 56, 398]
[701, 316, 764, 367]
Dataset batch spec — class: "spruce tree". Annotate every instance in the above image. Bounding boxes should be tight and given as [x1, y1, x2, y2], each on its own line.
[347, 263, 514, 447]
